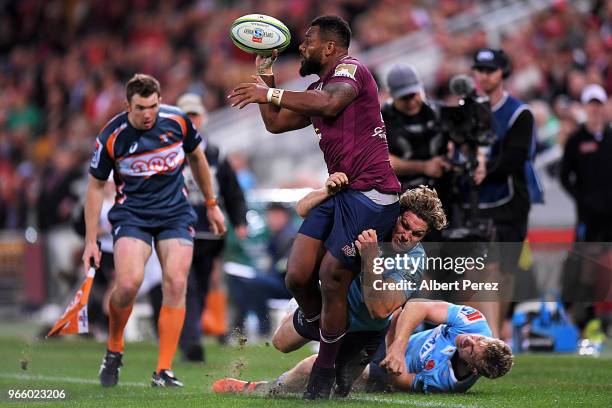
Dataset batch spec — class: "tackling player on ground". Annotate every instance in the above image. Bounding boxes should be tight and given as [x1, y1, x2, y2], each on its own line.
[228, 15, 401, 399]
[213, 301, 513, 395]
[83, 74, 226, 388]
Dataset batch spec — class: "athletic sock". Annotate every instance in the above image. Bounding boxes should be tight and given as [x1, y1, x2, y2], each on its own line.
[107, 301, 134, 353]
[156, 305, 186, 373]
[314, 329, 346, 369]
[202, 289, 227, 336]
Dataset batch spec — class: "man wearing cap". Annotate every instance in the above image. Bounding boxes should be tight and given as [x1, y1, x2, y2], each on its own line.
[176, 93, 248, 362]
[383, 64, 450, 192]
[471, 48, 541, 337]
[561, 84, 612, 242]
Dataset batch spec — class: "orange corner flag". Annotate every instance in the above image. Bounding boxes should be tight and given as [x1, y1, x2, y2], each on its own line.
[46, 267, 96, 337]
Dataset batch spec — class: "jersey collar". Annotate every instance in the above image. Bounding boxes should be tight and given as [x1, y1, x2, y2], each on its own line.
[492, 91, 509, 112]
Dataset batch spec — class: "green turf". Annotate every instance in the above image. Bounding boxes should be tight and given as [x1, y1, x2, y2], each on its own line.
[0, 335, 610, 407]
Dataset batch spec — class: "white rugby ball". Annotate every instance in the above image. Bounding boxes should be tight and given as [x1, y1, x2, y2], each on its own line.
[230, 14, 291, 56]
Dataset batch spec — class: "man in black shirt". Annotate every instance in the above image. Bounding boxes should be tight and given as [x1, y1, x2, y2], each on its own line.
[561, 84, 612, 241]
[383, 64, 450, 192]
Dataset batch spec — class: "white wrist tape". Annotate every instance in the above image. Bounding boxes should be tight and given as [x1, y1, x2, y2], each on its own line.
[267, 88, 284, 106]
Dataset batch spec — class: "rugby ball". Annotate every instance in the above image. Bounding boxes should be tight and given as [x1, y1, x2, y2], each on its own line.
[230, 14, 291, 56]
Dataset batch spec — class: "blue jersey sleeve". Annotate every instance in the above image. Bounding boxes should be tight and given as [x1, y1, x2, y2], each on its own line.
[384, 243, 425, 300]
[89, 135, 114, 181]
[446, 304, 492, 336]
[182, 114, 203, 154]
[413, 364, 477, 394]
[412, 366, 451, 394]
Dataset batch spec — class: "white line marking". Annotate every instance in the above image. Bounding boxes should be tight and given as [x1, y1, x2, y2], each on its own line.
[349, 394, 475, 408]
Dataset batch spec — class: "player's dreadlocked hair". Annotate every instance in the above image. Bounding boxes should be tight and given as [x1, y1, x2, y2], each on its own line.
[126, 73, 161, 102]
[475, 338, 514, 379]
[399, 185, 447, 231]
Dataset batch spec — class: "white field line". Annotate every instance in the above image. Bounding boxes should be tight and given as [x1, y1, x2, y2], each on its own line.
[349, 394, 475, 408]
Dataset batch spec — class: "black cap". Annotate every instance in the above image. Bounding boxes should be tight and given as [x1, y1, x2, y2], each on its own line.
[472, 48, 506, 71]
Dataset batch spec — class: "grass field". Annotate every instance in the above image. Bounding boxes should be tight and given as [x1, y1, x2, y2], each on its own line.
[0, 333, 611, 407]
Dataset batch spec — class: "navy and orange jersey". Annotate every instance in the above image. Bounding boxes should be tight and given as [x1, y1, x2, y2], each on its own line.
[89, 104, 203, 228]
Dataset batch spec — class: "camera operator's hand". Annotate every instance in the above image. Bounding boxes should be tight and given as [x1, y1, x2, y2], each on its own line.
[473, 147, 487, 185]
[423, 156, 451, 178]
[474, 157, 486, 185]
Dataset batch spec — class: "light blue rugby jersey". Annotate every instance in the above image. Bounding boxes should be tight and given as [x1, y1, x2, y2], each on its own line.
[347, 242, 425, 333]
[405, 304, 492, 393]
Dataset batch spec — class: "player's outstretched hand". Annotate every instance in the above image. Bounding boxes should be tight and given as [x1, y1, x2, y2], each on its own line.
[354, 229, 378, 258]
[82, 240, 101, 273]
[380, 343, 408, 376]
[325, 172, 348, 195]
[227, 76, 269, 109]
[207, 205, 227, 236]
[256, 49, 278, 75]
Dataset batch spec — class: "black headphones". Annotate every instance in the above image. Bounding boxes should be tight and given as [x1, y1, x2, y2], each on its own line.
[497, 49, 512, 79]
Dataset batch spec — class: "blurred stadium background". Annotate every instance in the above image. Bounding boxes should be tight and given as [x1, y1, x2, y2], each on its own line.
[0, 0, 612, 405]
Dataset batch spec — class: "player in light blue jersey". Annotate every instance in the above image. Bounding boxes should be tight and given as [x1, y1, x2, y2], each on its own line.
[369, 300, 514, 393]
[213, 301, 512, 396]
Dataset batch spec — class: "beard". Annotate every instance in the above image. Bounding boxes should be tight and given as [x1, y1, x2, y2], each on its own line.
[299, 54, 323, 77]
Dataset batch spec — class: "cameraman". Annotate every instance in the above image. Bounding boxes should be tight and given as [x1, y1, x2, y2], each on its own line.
[471, 48, 539, 335]
[383, 64, 450, 192]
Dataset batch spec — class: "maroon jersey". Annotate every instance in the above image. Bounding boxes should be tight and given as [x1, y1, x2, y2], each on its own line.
[307, 56, 400, 194]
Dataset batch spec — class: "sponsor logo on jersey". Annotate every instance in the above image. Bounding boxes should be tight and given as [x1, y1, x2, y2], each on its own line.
[333, 63, 357, 81]
[117, 142, 185, 177]
[441, 345, 456, 355]
[425, 359, 435, 370]
[420, 326, 441, 360]
[371, 126, 387, 139]
[129, 142, 138, 154]
[459, 306, 485, 324]
[159, 132, 171, 144]
[91, 139, 102, 168]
